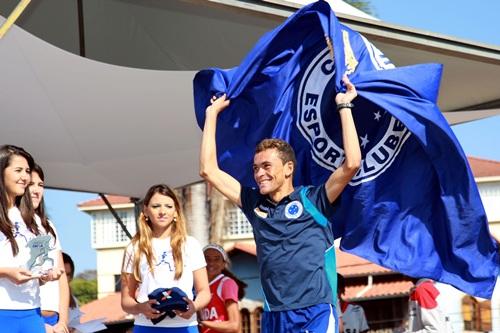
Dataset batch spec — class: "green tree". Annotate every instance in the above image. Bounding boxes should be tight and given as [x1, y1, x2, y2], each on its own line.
[344, 0, 373, 15]
[71, 278, 98, 305]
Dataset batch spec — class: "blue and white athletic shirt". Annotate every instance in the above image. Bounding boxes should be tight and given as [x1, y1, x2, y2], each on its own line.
[122, 236, 206, 328]
[0, 207, 41, 310]
[240, 184, 338, 311]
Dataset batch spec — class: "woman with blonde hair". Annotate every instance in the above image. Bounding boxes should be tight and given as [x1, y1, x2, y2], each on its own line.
[121, 184, 210, 333]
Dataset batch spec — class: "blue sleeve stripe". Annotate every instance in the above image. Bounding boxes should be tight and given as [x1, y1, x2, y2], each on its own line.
[261, 287, 271, 311]
[325, 245, 338, 302]
[300, 187, 338, 299]
[299, 187, 329, 227]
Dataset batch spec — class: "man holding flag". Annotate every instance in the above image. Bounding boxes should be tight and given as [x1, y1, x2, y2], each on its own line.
[195, 1, 498, 331]
[200, 74, 360, 332]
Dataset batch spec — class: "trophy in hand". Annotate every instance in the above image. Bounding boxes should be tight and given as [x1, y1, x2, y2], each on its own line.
[26, 235, 54, 277]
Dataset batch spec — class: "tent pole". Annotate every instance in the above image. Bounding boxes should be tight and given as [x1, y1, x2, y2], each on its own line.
[0, 0, 31, 39]
[77, 0, 85, 56]
[99, 193, 133, 240]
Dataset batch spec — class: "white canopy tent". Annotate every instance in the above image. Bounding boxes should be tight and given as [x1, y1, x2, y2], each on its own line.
[1, 20, 200, 196]
[1, 0, 500, 197]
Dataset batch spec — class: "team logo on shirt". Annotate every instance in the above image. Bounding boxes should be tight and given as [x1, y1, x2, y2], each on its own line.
[13, 221, 28, 242]
[254, 207, 269, 219]
[156, 251, 174, 271]
[285, 201, 303, 219]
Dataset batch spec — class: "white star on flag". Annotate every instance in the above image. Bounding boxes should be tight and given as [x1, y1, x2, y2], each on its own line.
[374, 111, 382, 121]
[360, 134, 369, 149]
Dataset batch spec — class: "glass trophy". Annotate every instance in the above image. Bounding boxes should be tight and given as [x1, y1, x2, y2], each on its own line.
[25, 235, 54, 277]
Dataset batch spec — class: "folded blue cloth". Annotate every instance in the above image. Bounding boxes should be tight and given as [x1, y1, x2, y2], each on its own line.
[147, 287, 189, 324]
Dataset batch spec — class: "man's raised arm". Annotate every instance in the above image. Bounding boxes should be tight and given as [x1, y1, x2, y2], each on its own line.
[325, 75, 362, 203]
[199, 94, 242, 207]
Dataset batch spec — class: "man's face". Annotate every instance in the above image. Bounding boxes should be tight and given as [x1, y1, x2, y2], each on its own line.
[253, 149, 293, 195]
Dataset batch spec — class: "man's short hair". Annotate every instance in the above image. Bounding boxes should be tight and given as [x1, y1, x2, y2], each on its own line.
[255, 138, 296, 168]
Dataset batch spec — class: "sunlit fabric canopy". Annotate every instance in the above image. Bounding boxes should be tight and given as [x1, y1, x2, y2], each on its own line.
[1, 17, 200, 197]
[1, 0, 500, 197]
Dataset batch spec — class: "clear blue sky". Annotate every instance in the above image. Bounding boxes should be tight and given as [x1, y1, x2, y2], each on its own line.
[44, 0, 500, 273]
[45, 190, 95, 274]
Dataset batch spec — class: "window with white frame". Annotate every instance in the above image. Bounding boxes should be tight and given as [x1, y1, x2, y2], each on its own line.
[224, 206, 253, 237]
[91, 209, 136, 248]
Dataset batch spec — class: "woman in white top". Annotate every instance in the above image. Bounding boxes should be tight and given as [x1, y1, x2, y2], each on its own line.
[121, 184, 210, 333]
[0, 144, 62, 333]
[30, 163, 70, 333]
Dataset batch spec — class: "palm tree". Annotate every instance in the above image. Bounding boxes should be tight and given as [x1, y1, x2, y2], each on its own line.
[208, 186, 226, 244]
[344, 0, 373, 15]
[181, 182, 210, 245]
[180, 182, 228, 246]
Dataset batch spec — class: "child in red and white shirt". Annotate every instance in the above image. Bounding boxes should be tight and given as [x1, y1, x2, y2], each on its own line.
[199, 244, 246, 333]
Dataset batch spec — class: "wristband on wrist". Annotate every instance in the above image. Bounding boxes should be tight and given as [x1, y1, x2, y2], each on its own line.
[336, 102, 354, 111]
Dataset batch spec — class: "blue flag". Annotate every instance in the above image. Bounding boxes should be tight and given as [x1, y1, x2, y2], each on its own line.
[193, 1, 499, 298]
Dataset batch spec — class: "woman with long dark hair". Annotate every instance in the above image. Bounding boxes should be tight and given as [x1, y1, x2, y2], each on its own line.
[30, 163, 70, 333]
[0, 145, 62, 333]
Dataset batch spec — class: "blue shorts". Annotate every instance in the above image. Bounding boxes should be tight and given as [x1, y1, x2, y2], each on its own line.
[42, 312, 59, 325]
[262, 303, 338, 333]
[134, 325, 199, 333]
[0, 308, 45, 333]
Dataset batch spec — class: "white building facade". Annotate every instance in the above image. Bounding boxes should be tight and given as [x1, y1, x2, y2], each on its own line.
[79, 197, 137, 299]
